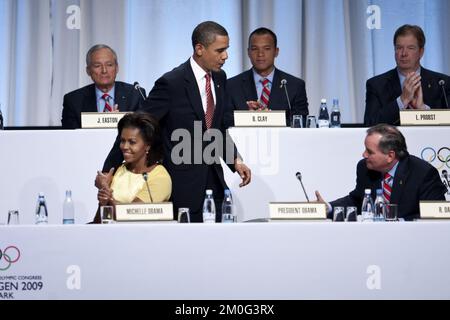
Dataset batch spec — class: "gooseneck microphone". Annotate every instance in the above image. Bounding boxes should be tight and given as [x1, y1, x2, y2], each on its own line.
[134, 82, 147, 101]
[280, 79, 292, 112]
[438, 80, 449, 109]
[295, 172, 310, 202]
[142, 173, 154, 202]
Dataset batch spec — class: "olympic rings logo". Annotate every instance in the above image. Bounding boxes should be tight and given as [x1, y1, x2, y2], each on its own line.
[0, 246, 21, 271]
[421, 147, 450, 170]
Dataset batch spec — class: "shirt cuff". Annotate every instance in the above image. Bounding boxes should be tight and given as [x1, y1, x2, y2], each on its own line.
[397, 96, 406, 110]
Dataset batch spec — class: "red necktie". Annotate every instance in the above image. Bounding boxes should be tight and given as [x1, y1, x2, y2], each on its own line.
[383, 173, 392, 203]
[259, 78, 271, 109]
[205, 73, 215, 129]
[102, 93, 113, 112]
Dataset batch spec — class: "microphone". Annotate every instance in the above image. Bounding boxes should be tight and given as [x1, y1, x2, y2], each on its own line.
[134, 82, 147, 101]
[280, 79, 292, 114]
[295, 172, 310, 202]
[142, 173, 154, 202]
[438, 80, 449, 109]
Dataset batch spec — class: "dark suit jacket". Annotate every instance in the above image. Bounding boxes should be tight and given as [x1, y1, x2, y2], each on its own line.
[364, 67, 450, 126]
[226, 68, 309, 126]
[61, 81, 146, 129]
[330, 155, 447, 221]
[102, 60, 236, 219]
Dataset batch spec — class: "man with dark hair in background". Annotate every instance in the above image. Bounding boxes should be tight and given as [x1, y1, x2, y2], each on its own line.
[316, 124, 446, 221]
[364, 24, 450, 126]
[62, 44, 145, 129]
[227, 27, 308, 127]
[101, 21, 251, 222]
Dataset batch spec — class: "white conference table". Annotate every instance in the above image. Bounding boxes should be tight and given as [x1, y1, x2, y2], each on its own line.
[0, 127, 449, 224]
[1, 221, 450, 300]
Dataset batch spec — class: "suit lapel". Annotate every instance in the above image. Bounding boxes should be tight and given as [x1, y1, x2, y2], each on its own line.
[184, 61, 205, 125]
[390, 158, 409, 205]
[387, 69, 402, 101]
[114, 82, 128, 111]
[243, 69, 258, 102]
[269, 69, 283, 109]
[420, 68, 435, 104]
[82, 85, 97, 112]
[211, 72, 224, 128]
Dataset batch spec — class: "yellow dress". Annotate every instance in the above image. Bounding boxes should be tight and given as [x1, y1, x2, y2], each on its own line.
[110, 164, 172, 203]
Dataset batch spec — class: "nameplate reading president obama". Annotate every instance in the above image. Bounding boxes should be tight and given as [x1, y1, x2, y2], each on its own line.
[81, 112, 128, 128]
[234, 110, 286, 127]
[269, 202, 327, 220]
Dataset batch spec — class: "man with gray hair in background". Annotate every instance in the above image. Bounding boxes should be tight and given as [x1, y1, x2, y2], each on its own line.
[316, 124, 446, 221]
[62, 44, 145, 129]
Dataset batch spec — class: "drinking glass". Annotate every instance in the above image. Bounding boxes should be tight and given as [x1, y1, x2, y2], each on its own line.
[7, 210, 20, 225]
[291, 115, 303, 128]
[333, 207, 345, 222]
[178, 208, 190, 223]
[385, 204, 398, 221]
[100, 206, 115, 224]
[306, 115, 317, 128]
[346, 206, 357, 222]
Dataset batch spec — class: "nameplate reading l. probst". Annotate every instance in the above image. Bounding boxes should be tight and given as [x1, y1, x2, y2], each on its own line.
[269, 202, 327, 220]
[115, 202, 173, 222]
[234, 110, 286, 127]
[81, 112, 129, 128]
[400, 109, 450, 126]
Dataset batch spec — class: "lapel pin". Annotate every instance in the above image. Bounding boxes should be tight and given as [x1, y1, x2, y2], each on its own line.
[428, 84, 431, 89]
[399, 180, 403, 185]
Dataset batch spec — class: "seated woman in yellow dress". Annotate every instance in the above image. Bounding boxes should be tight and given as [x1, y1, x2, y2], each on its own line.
[93, 112, 172, 222]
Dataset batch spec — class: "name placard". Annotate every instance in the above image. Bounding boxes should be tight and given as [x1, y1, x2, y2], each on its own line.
[115, 202, 173, 222]
[81, 112, 128, 128]
[400, 109, 450, 126]
[420, 201, 450, 219]
[269, 202, 327, 220]
[234, 110, 286, 127]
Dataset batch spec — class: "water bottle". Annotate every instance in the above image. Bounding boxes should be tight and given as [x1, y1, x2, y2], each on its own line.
[35, 192, 48, 225]
[63, 190, 75, 224]
[202, 189, 216, 223]
[361, 189, 374, 222]
[330, 98, 341, 128]
[317, 98, 330, 128]
[374, 189, 386, 222]
[221, 189, 234, 223]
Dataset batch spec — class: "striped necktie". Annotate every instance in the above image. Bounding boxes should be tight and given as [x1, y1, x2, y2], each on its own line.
[259, 78, 271, 110]
[102, 93, 113, 112]
[205, 73, 215, 129]
[383, 172, 392, 203]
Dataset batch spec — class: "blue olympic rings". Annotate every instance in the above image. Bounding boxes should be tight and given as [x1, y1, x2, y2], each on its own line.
[0, 246, 21, 271]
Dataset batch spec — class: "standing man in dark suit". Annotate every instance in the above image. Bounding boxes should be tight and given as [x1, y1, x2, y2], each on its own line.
[101, 21, 251, 222]
[226, 27, 309, 127]
[316, 124, 447, 221]
[364, 25, 450, 126]
[62, 44, 145, 129]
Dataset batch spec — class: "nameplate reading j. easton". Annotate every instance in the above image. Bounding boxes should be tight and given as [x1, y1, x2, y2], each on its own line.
[234, 110, 286, 127]
[81, 112, 129, 129]
[269, 202, 327, 220]
[115, 202, 173, 222]
[420, 201, 450, 219]
[400, 109, 450, 126]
